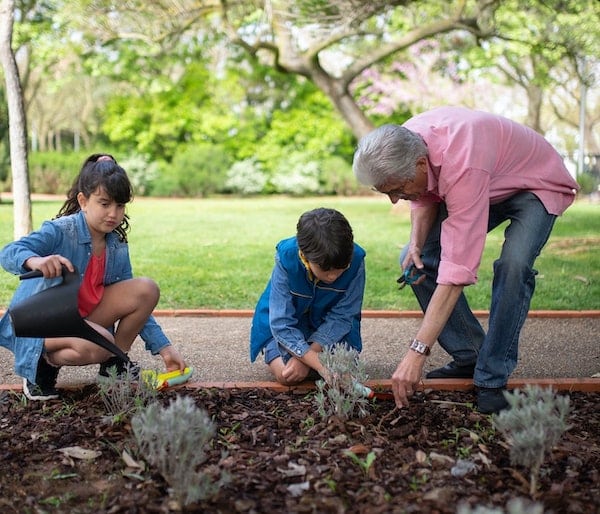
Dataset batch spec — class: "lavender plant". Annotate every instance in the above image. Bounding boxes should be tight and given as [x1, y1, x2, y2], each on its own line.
[314, 344, 370, 421]
[493, 385, 571, 495]
[97, 366, 157, 423]
[132, 395, 228, 508]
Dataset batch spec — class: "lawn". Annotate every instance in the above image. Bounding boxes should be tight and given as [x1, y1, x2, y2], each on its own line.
[0, 195, 598, 311]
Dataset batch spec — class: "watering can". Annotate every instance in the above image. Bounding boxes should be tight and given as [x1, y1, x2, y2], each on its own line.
[8, 267, 130, 363]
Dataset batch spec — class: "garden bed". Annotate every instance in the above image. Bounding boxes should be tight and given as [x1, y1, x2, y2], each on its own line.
[0, 385, 598, 513]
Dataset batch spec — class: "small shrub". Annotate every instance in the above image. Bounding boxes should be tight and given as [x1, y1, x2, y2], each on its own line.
[493, 385, 571, 495]
[132, 395, 228, 507]
[119, 153, 159, 196]
[97, 366, 157, 422]
[225, 158, 267, 195]
[314, 344, 370, 421]
[270, 153, 321, 195]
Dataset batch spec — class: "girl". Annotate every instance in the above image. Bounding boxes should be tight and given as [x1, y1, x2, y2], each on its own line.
[0, 154, 186, 400]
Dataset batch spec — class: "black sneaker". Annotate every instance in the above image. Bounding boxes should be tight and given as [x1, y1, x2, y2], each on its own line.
[23, 355, 60, 401]
[98, 355, 140, 382]
[477, 387, 510, 414]
[426, 361, 476, 379]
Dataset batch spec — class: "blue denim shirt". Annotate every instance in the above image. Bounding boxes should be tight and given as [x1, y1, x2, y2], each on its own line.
[250, 236, 366, 362]
[0, 211, 171, 382]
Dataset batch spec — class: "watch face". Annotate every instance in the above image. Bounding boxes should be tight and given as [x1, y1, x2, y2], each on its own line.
[411, 340, 430, 355]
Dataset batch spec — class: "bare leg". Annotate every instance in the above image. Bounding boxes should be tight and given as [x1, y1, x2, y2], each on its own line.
[86, 277, 160, 353]
[44, 321, 115, 366]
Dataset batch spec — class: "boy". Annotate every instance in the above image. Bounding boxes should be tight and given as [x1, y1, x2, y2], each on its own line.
[250, 208, 366, 384]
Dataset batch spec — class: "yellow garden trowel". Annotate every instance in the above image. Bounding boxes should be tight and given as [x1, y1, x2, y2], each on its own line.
[141, 367, 194, 390]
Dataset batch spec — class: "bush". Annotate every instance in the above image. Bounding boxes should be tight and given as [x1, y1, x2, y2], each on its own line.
[225, 158, 268, 195]
[152, 144, 232, 197]
[320, 156, 361, 195]
[493, 385, 571, 495]
[314, 344, 370, 421]
[270, 153, 321, 195]
[132, 395, 228, 507]
[28, 151, 91, 194]
[119, 154, 160, 196]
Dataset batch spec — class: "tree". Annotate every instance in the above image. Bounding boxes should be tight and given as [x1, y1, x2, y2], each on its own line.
[0, 0, 32, 238]
[62, 0, 499, 139]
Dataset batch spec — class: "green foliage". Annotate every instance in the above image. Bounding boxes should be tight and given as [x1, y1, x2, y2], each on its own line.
[493, 385, 571, 495]
[319, 156, 361, 196]
[27, 151, 92, 195]
[132, 395, 227, 507]
[255, 85, 355, 171]
[314, 345, 370, 421]
[343, 449, 376, 477]
[153, 144, 232, 197]
[576, 171, 598, 195]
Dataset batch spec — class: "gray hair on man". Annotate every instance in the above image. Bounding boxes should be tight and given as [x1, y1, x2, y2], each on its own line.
[353, 124, 428, 187]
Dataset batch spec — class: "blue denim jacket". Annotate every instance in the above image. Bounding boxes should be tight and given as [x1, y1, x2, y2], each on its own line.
[0, 211, 171, 382]
[250, 236, 366, 362]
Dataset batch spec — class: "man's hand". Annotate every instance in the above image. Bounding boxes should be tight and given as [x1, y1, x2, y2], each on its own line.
[391, 351, 425, 409]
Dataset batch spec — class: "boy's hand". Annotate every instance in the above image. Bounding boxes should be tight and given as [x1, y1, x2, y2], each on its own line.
[281, 357, 311, 383]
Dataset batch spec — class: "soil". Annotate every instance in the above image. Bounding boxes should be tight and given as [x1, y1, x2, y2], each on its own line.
[0, 385, 598, 514]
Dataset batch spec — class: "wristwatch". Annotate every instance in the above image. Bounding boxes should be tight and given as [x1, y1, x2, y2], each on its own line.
[409, 339, 431, 356]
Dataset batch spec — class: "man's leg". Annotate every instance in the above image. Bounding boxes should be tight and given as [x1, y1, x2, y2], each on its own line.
[474, 192, 557, 389]
[401, 204, 485, 373]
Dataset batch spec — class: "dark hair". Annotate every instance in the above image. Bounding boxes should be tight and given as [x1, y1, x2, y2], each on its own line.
[55, 154, 133, 241]
[296, 208, 354, 270]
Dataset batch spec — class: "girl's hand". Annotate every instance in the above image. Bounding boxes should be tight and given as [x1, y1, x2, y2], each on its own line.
[25, 255, 74, 278]
[159, 345, 186, 373]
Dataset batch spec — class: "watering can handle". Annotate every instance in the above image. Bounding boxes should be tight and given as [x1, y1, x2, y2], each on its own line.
[19, 269, 44, 280]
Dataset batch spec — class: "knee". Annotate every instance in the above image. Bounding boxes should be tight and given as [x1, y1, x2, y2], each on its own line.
[133, 277, 160, 305]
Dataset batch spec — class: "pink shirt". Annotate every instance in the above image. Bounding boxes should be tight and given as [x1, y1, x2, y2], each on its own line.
[404, 107, 579, 285]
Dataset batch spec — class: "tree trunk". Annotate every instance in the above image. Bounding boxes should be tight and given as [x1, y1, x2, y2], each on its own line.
[0, 0, 32, 239]
[311, 69, 375, 139]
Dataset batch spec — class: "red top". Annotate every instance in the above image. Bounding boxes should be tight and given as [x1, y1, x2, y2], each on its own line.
[78, 252, 106, 317]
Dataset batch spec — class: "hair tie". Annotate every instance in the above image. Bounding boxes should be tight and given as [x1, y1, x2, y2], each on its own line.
[97, 155, 114, 162]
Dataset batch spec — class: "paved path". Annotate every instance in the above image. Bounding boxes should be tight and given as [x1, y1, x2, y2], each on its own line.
[1, 312, 598, 387]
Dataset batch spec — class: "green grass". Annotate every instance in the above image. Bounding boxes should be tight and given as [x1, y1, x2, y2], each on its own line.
[0, 196, 598, 311]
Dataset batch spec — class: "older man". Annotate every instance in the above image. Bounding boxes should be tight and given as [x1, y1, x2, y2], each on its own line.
[353, 106, 579, 414]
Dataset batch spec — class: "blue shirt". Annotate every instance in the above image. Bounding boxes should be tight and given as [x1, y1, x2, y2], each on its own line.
[250, 236, 366, 362]
[0, 211, 171, 382]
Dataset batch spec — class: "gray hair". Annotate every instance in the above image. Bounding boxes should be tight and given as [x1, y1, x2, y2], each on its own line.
[352, 124, 428, 187]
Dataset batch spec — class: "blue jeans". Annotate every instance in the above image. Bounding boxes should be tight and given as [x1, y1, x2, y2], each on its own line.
[400, 192, 557, 388]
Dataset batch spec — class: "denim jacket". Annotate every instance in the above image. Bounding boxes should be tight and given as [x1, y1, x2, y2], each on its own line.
[250, 236, 366, 362]
[0, 211, 171, 383]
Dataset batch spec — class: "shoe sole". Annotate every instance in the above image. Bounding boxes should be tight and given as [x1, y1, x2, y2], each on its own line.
[22, 378, 59, 401]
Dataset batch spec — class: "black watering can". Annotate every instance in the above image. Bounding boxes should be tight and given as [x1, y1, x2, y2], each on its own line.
[8, 267, 130, 363]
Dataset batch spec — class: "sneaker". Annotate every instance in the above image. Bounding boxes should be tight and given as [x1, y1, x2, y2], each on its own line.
[23, 355, 60, 401]
[426, 361, 476, 379]
[98, 355, 140, 382]
[477, 387, 510, 414]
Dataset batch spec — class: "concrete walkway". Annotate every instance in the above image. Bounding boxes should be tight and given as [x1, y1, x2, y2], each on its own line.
[1, 311, 598, 388]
